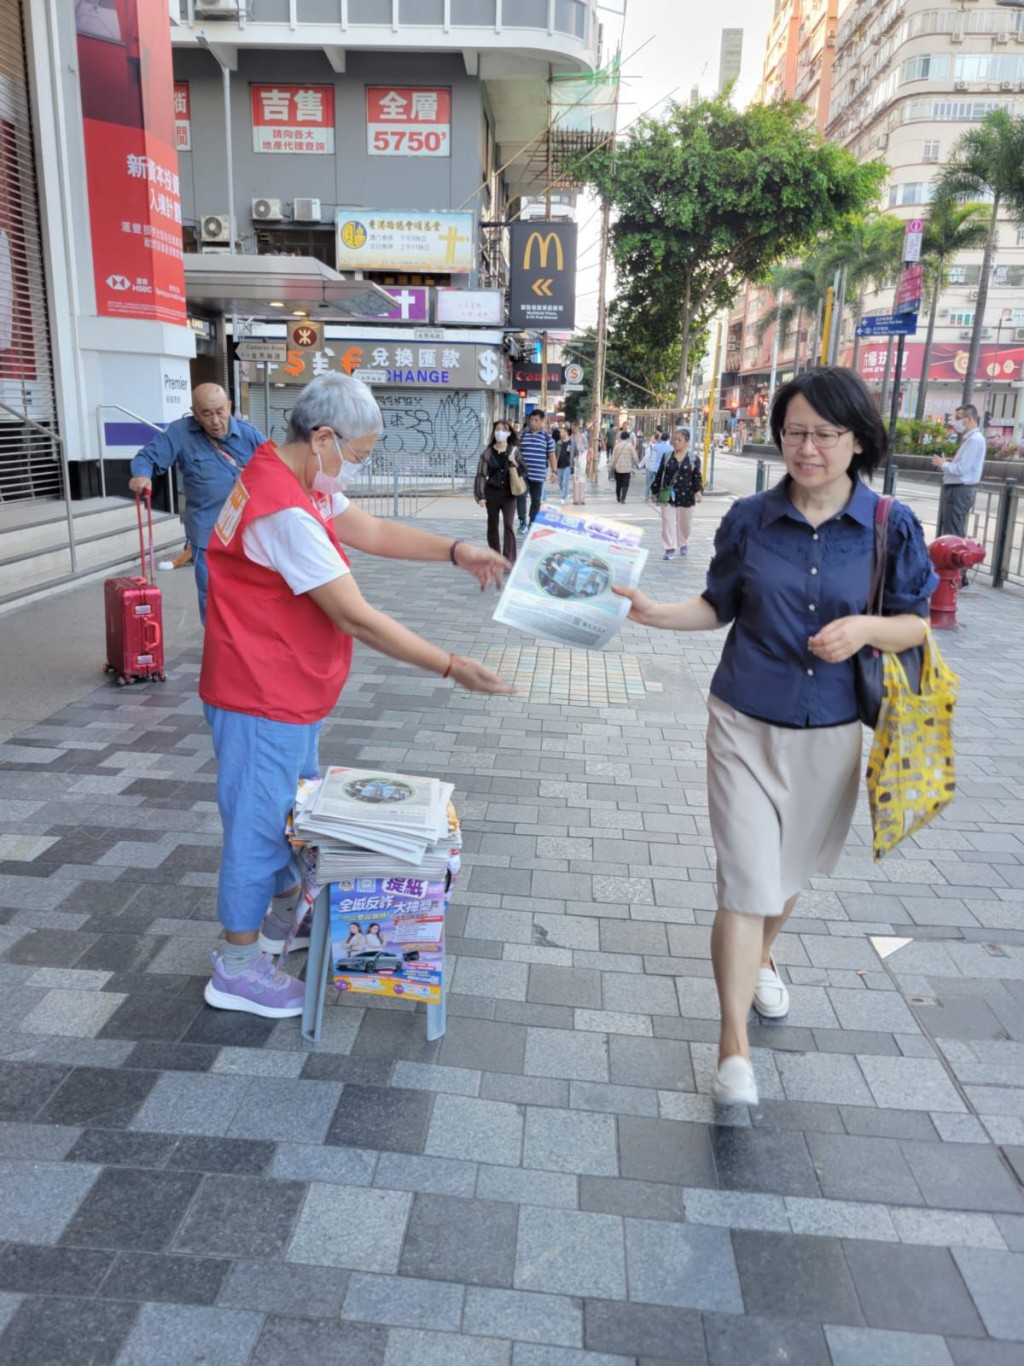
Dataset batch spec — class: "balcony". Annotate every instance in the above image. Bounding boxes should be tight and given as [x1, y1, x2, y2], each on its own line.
[173, 0, 599, 71]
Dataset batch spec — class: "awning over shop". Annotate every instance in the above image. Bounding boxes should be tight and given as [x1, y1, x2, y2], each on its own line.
[182, 254, 397, 320]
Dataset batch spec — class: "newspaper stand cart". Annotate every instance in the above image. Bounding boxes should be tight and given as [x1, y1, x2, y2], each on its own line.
[300, 875, 448, 1046]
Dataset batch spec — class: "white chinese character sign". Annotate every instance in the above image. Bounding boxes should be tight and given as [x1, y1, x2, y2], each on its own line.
[366, 87, 451, 157]
[251, 85, 335, 155]
[335, 210, 474, 273]
[173, 83, 191, 151]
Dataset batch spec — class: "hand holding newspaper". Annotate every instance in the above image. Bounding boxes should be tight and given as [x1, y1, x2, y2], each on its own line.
[492, 504, 648, 650]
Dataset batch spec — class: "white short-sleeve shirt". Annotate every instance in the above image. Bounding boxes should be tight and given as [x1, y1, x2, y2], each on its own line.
[241, 492, 351, 595]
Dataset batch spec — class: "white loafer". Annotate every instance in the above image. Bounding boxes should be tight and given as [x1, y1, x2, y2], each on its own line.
[712, 1055, 759, 1107]
[753, 954, 790, 1019]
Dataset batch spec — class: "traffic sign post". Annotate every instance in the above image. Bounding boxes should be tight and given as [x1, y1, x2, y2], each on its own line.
[855, 313, 918, 338]
[903, 218, 924, 265]
[236, 340, 288, 363]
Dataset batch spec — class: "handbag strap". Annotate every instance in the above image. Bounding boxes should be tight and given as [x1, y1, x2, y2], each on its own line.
[865, 494, 894, 616]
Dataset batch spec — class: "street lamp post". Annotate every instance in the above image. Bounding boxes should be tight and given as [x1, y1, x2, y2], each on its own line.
[196, 31, 236, 255]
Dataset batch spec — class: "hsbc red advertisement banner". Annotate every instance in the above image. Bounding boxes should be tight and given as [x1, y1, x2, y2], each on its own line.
[75, 0, 186, 325]
[251, 86, 335, 154]
[857, 341, 1024, 385]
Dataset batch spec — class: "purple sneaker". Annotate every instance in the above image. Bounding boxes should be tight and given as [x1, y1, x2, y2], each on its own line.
[204, 951, 304, 1018]
[258, 906, 312, 955]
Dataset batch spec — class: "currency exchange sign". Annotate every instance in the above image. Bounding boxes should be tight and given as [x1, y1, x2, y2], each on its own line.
[509, 222, 578, 332]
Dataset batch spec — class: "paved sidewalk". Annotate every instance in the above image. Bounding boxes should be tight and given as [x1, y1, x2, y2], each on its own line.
[0, 479, 1021, 1365]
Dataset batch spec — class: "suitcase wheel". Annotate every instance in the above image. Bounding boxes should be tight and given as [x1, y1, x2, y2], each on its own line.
[102, 663, 114, 674]
[116, 675, 129, 687]
[156, 672, 167, 683]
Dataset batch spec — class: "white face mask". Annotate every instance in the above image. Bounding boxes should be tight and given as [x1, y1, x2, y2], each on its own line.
[493, 430, 509, 445]
[951, 419, 965, 434]
[313, 436, 370, 497]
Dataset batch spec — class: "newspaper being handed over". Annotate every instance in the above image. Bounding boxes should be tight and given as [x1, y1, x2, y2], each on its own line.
[492, 504, 648, 650]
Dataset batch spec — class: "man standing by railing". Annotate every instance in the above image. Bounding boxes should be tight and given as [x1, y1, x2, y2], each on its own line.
[932, 404, 985, 541]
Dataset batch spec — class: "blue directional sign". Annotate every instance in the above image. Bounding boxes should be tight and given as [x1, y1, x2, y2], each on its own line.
[855, 313, 918, 338]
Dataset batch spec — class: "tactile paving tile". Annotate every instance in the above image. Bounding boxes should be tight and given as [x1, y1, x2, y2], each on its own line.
[480, 645, 647, 706]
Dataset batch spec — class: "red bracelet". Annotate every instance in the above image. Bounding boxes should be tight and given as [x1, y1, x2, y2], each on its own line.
[441, 653, 455, 680]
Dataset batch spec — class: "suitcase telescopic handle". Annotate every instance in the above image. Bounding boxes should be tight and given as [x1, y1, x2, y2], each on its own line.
[135, 489, 156, 584]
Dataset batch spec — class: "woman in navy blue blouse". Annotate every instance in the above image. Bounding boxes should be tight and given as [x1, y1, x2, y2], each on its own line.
[616, 368, 938, 1107]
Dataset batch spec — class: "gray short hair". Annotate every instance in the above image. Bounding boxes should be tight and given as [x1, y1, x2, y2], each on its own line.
[285, 373, 383, 444]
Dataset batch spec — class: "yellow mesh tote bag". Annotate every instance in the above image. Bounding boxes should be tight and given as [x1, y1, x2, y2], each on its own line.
[865, 625, 959, 861]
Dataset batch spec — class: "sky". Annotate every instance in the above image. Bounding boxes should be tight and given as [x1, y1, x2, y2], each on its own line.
[574, 0, 772, 329]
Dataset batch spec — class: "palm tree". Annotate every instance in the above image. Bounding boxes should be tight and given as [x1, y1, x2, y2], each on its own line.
[914, 196, 991, 420]
[815, 215, 905, 371]
[755, 259, 824, 373]
[936, 109, 1024, 406]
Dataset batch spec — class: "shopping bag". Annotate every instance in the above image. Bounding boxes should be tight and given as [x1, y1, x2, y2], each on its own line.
[865, 626, 959, 861]
[509, 466, 527, 497]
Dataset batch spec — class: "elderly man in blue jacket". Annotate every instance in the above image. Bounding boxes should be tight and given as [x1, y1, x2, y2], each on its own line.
[129, 384, 264, 622]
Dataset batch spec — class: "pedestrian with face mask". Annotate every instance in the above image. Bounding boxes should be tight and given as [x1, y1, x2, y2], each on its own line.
[475, 420, 521, 565]
[198, 373, 514, 1020]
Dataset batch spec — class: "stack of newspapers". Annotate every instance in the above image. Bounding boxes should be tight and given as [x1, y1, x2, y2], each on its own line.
[292, 766, 457, 879]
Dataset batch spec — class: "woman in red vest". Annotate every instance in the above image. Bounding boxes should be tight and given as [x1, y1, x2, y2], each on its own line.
[199, 373, 512, 1018]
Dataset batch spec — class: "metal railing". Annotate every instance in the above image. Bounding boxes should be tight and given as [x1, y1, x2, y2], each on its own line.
[344, 451, 476, 519]
[0, 400, 77, 573]
[95, 406, 177, 515]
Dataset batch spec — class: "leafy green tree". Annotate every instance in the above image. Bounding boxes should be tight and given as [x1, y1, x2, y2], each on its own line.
[935, 109, 1024, 405]
[567, 93, 885, 404]
[754, 258, 826, 372]
[914, 196, 991, 420]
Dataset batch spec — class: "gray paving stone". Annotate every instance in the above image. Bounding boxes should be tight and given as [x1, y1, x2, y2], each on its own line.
[900, 1141, 1024, 1214]
[0, 1159, 99, 1244]
[625, 1219, 742, 1312]
[858, 1056, 967, 1113]
[0, 1120, 81, 1161]
[891, 1208, 1008, 1250]
[342, 1271, 464, 1331]
[583, 1298, 705, 1361]
[523, 1107, 618, 1176]
[480, 1073, 569, 1109]
[0, 1292, 20, 1334]
[602, 972, 680, 1016]
[524, 1027, 609, 1083]
[827, 988, 920, 1034]
[607, 1035, 694, 1091]
[374, 1151, 477, 1199]
[515, 1206, 626, 1300]
[270, 1143, 377, 1186]
[776, 1052, 873, 1106]
[287, 1183, 412, 1272]
[382, 1328, 510, 1366]
[130, 1072, 250, 1136]
[392, 1060, 481, 1096]
[618, 1115, 717, 1187]
[806, 1132, 924, 1206]
[569, 1079, 659, 1117]
[217, 1259, 350, 1318]
[0, 1294, 137, 1366]
[842, 1240, 985, 1337]
[731, 1229, 864, 1326]
[528, 964, 602, 1009]
[952, 1248, 1024, 1339]
[478, 1165, 579, 1210]
[785, 1196, 898, 1241]
[251, 1316, 387, 1366]
[115, 1302, 263, 1366]
[424, 1093, 524, 1167]
[222, 1077, 343, 1144]
[463, 1286, 582, 1348]
[399, 1193, 517, 1288]
[451, 957, 529, 1002]
[825, 1325, 955, 1366]
[172, 1173, 306, 1258]
[510, 1347, 633, 1366]
[704, 1313, 830, 1366]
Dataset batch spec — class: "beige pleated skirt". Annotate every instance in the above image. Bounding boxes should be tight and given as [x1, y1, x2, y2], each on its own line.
[706, 694, 862, 917]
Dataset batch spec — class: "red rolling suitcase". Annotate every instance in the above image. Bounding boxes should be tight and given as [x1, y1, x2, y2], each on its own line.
[103, 490, 166, 687]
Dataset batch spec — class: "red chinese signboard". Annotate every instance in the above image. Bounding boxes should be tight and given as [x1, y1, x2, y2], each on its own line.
[174, 83, 191, 151]
[366, 87, 451, 157]
[894, 263, 924, 315]
[75, 0, 186, 325]
[251, 86, 335, 155]
[857, 341, 1024, 384]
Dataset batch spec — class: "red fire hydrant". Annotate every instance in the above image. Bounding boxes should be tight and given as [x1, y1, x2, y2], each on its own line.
[929, 535, 986, 630]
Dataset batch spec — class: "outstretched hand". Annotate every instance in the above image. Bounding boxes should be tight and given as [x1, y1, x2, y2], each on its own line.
[455, 542, 510, 592]
[450, 656, 516, 695]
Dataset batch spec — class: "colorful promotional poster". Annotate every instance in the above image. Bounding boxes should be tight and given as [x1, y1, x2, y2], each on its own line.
[330, 877, 445, 1004]
[74, 0, 186, 324]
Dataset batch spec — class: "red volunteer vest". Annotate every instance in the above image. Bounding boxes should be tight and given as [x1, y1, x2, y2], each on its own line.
[199, 441, 353, 723]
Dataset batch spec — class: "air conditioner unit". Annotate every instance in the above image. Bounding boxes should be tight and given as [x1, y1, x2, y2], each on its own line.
[959, 329, 973, 339]
[968, 289, 980, 300]
[1014, 328, 1024, 342]
[954, 81, 969, 92]
[200, 212, 231, 243]
[195, 0, 240, 15]
[252, 197, 283, 222]
[826, 34, 836, 48]
[1001, 80, 1015, 90]
[876, 132, 889, 149]
[938, 308, 949, 318]
[996, 32, 1009, 45]
[951, 32, 964, 44]
[293, 197, 322, 223]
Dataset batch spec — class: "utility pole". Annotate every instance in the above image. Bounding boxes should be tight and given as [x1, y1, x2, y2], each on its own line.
[540, 69, 553, 420]
[701, 321, 722, 484]
[591, 196, 612, 454]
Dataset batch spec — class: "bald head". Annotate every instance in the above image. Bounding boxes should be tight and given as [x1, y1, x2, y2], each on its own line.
[191, 384, 232, 439]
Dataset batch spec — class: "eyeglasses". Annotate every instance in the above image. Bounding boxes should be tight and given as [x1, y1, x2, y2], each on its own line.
[780, 427, 849, 450]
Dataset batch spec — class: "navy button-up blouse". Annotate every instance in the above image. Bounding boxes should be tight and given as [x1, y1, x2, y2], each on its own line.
[702, 477, 939, 728]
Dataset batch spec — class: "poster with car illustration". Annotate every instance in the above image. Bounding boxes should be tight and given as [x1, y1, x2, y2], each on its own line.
[330, 876, 445, 1002]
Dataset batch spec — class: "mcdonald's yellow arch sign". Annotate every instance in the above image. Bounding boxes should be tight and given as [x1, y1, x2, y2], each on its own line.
[509, 221, 577, 332]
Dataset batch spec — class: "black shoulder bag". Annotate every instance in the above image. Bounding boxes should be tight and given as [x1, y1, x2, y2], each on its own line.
[853, 495, 923, 728]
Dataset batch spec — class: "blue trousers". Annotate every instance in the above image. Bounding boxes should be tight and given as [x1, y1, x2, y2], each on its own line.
[204, 703, 321, 933]
[194, 546, 209, 624]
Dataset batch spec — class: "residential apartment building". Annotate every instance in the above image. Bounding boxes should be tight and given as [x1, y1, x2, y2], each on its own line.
[724, 0, 1024, 440]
